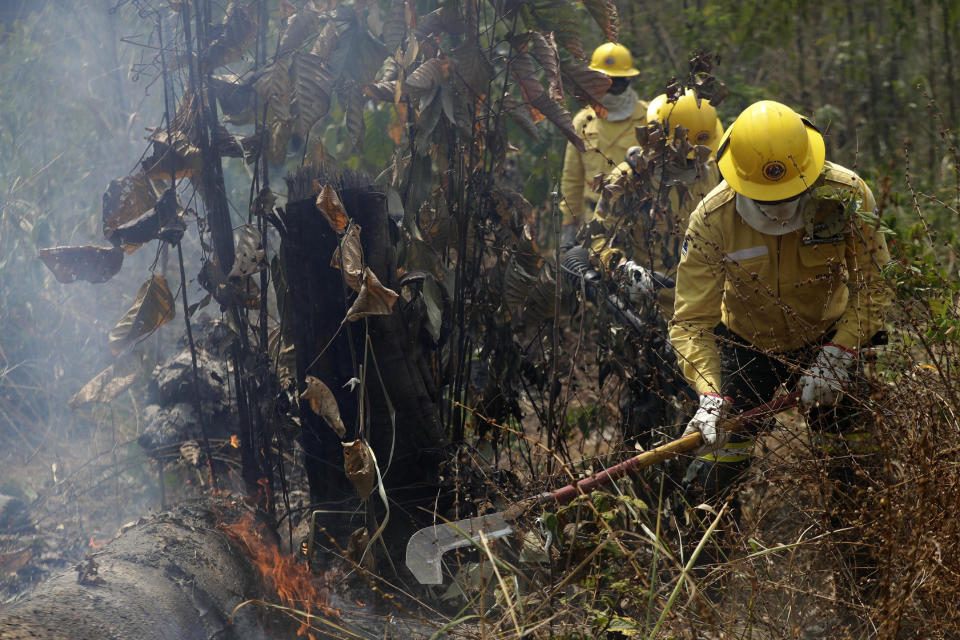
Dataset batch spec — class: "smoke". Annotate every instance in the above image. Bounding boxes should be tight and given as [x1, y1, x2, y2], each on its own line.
[0, 1, 193, 526]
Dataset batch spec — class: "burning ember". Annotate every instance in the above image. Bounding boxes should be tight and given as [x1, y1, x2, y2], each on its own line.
[220, 512, 336, 638]
[88, 535, 112, 549]
[229, 434, 241, 449]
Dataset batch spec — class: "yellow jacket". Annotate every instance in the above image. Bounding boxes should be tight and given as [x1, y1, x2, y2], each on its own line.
[590, 158, 721, 313]
[559, 100, 649, 225]
[669, 162, 893, 396]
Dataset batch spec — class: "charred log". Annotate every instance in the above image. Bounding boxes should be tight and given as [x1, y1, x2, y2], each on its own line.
[0, 504, 271, 640]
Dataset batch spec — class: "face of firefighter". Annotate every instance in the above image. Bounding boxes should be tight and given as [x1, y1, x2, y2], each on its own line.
[608, 77, 631, 95]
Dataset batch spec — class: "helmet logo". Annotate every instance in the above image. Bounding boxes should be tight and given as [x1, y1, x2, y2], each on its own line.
[604, 56, 616, 66]
[695, 130, 710, 144]
[762, 161, 787, 181]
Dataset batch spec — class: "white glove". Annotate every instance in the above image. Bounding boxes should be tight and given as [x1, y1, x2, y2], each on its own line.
[799, 343, 857, 408]
[619, 260, 655, 305]
[683, 393, 732, 456]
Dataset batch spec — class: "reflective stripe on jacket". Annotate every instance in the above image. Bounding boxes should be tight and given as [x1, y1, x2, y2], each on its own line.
[669, 162, 893, 396]
[559, 101, 649, 225]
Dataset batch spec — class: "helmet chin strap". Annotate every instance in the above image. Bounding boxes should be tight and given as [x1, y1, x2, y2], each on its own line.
[735, 193, 806, 235]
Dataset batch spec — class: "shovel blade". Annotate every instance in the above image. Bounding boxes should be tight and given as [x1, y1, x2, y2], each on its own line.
[405, 513, 513, 584]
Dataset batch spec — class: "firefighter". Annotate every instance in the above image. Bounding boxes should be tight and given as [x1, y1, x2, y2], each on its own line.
[593, 88, 724, 316]
[559, 42, 648, 249]
[669, 100, 892, 595]
[577, 89, 724, 445]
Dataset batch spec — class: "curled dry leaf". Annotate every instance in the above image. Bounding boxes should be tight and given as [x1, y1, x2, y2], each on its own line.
[250, 186, 276, 218]
[108, 275, 176, 355]
[110, 187, 185, 249]
[228, 224, 267, 278]
[345, 267, 399, 322]
[38, 246, 124, 284]
[330, 222, 364, 291]
[345, 526, 376, 571]
[201, 1, 258, 71]
[102, 173, 158, 242]
[316, 185, 349, 233]
[266, 119, 292, 165]
[342, 439, 376, 501]
[301, 376, 346, 439]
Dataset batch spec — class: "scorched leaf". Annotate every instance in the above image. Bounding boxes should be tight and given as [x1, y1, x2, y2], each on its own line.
[38, 246, 124, 284]
[108, 275, 176, 355]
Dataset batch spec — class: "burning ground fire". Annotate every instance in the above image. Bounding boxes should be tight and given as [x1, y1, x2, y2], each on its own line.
[220, 511, 337, 638]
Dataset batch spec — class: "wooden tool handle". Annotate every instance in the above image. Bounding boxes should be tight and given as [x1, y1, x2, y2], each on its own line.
[545, 391, 799, 507]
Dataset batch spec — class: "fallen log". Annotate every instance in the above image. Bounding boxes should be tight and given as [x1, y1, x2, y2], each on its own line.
[0, 503, 272, 640]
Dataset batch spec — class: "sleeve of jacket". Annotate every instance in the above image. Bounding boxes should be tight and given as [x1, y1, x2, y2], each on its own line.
[669, 205, 726, 395]
[831, 180, 893, 351]
[559, 139, 585, 226]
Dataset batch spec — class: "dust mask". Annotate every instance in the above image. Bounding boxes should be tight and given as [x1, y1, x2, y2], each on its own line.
[735, 193, 806, 235]
[601, 88, 638, 122]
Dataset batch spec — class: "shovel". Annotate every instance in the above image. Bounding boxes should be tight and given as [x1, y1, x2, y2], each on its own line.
[406, 392, 799, 584]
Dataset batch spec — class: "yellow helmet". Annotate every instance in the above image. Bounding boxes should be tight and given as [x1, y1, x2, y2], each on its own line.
[647, 89, 724, 152]
[716, 100, 825, 201]
[589, 43, 640, 78]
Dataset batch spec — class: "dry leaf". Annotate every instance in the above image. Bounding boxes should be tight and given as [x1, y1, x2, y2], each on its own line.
[301, 376, 346, 439]
[250, 186, 276, 218]
[68, 354, 141, 409]
[102, 173, 158, 241]
[330, 222, 364, 291]
[228, 224, 267, 278]
[202, 1, 258, 71]
[342, 439, 376, 500]
[316, 185, 349, 233]
[108, 275, 176, 355]
[345, 268, 399, 322]
[109, 188, 185, 248]
[38, 246, 124, 284]
[345, 526, 375, 571]
[266, 119, 293, 165]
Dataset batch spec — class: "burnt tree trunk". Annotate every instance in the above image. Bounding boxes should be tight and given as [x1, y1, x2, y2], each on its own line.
[277, 168, 449, 554]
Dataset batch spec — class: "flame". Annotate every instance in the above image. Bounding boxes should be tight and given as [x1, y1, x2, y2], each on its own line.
[220, 512, 336, 637]
[88, 535, 112, 549]
[230, 434, 240, 449]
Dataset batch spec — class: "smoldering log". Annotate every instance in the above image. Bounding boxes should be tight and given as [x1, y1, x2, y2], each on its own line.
[0, 504, 272, 640]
